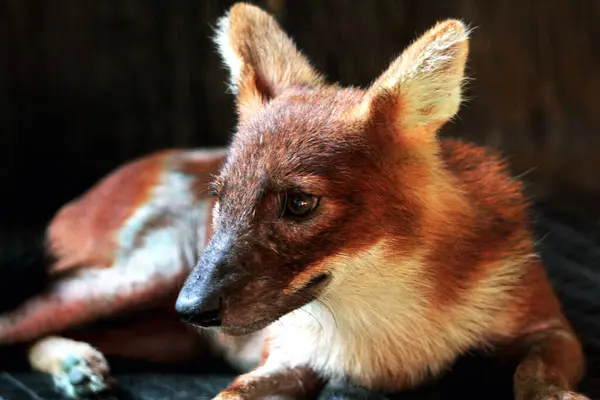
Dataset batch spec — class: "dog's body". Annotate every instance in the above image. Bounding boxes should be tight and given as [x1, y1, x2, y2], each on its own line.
[0, 148, 266, 397]
[0, 3, 590, 400]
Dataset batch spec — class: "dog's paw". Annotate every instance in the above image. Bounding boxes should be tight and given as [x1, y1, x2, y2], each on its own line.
[212, 392, 245, 400]
[54, 347, 114, 399]
[213, 393, 293, 400]
[542, 391, 591, 400]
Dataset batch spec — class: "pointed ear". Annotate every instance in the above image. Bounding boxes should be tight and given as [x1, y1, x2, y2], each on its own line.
[214, 3, 325, 120]
[362, 19, 470, 133]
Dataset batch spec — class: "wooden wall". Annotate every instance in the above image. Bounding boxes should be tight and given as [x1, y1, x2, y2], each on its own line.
[1, 0, 600, 226]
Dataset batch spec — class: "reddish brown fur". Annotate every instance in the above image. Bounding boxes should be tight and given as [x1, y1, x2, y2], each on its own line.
[47, 149, 226, 275]
[0, 148, 229, 366]
[173, 151, 225, 247]
[207, 87, 531, 333]
[174, 151, 230, 200]
[427, 139, 533, 307]
[48, 150, 173, 273]
[205, 88, 414, 332]
[218, 365, 324, 400]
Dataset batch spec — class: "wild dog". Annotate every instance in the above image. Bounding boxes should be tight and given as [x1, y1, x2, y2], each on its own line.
[173, 3, 590, 400]
[0, 148, 267, 398]
[0, 3, 589, 400]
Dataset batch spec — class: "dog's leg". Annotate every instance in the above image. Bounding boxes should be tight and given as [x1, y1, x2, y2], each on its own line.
[0, 190, 214, 345]
[28, 310, 209, 399]
[213, 362, 324, 400]
[0, 223, 198, 345]
[0, 264, 188, 344]
[66, 309, 211, 365]
[507, 266, 589, 400]
[513, 325, 588, 400]
[28, 336, 113, 399]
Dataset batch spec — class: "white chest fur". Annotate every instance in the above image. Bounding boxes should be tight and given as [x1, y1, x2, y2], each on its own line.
[265, 241, 525, 390]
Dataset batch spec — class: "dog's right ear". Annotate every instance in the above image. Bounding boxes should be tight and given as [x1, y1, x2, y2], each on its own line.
[214, 3, 325, 121]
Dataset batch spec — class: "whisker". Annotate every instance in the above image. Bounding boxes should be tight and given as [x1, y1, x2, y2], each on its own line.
[316, 299, 338, 329]
[257, 275, 286, 284]
[365, 251, 384, 277]
[278, 191, 288, 220]
[300, 307, 323, 332]
[190, 180, 212, 197]
[514, 166, 537, 181]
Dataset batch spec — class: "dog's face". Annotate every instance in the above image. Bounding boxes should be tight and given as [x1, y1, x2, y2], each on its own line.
[188, 89, 392, 335]
[176, 3, 469, 335]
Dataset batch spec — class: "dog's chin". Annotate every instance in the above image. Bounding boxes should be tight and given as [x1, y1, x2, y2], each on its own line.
[218, 318, 274, 336]
[214, 275, 332, 337]
[217, 297, 315, 336]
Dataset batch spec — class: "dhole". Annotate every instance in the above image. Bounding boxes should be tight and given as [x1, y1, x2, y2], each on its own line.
[0, 3, 589, 400]
[177, 3, 589, 400]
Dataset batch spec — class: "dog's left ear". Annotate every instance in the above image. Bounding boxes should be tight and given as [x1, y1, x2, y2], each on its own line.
[361, 19, 470, 133]
[214, 3, 325, 121]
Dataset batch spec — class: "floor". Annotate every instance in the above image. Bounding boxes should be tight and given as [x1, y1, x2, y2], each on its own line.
[0, 372, 233, 400]
[0, 347, 567, 400]
[0, 364, 516, 400]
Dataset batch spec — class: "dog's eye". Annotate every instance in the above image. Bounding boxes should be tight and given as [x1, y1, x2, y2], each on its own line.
[284, 193, 319, 218]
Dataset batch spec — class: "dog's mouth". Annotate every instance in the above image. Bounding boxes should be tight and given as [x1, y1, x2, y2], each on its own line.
[299, 273, 331, 297]
[219, 319, 273, 336]
[217, 273, 332, 336]
[225, 274, 331, 336]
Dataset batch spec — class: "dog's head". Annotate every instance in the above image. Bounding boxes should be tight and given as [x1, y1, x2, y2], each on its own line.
[176, 3, 469, 335]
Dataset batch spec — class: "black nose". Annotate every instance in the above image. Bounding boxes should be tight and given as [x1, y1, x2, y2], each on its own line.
[175, 295, 223, 327]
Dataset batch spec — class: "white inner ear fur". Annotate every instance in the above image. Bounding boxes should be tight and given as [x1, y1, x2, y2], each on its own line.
[365, 20, 471, 129]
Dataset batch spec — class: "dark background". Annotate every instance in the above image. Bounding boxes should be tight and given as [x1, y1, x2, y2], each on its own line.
[1, 0, 599, 398]
[2, 0, 600, 227]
